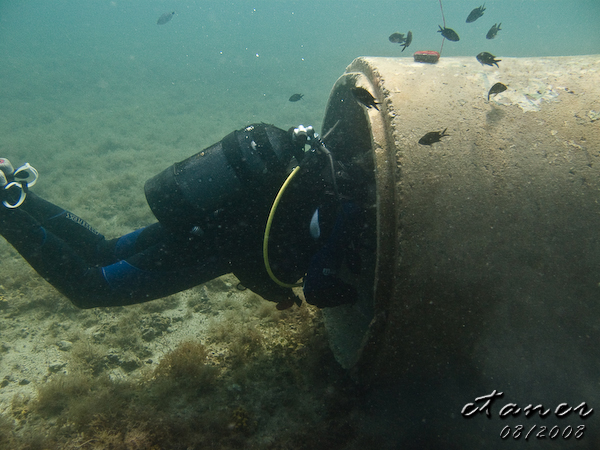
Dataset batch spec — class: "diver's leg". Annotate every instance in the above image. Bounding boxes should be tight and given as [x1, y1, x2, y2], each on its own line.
[20, 193, 109, 264]
[0, 164, 102, 302]
[98, 238, 231, 307]
[0, 206, 113, 307]
[2, 161, 230, 307]
[0, 205, 230, 308]
[21, 193, 170, 267]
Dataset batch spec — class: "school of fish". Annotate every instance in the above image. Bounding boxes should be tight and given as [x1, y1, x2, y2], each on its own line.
[380, 3, 508, 145]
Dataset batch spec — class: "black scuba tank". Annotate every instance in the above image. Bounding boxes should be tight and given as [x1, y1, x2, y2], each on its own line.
[144, 124, 298, 233]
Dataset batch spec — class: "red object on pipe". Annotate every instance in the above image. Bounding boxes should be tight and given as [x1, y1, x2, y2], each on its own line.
[413, 50, 440, 64]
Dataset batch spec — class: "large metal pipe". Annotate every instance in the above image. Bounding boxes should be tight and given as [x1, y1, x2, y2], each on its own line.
[321, 55, 600, 446]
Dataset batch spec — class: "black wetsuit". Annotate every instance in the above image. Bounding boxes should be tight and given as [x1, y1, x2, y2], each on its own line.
[0, 125, 363, 309]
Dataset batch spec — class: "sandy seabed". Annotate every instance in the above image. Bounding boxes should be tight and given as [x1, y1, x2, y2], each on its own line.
[0, 58, 371, 449]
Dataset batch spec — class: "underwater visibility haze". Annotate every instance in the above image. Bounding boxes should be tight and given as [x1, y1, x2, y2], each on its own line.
[1, 0, 600, 448]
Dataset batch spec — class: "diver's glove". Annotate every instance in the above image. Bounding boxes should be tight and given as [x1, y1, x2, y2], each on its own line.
[275, 293, 303, 311]
[302, 201, 361, 308]
[303, 276, 357, 308]
[302, 248, 358, 309]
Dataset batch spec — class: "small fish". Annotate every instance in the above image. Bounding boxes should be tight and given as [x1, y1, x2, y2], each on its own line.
[466, 4, 486, 23]
[288, 94, 304, 102]
[486, 23, 502, 39]
[389, 32, 406, 44]
[419, 129, 449, 145]
[476, 52, 501, 67]
[351, 87, 380, 110]
[157, 11, 175, 25]
[401, 31, 413, 52]
[438, 26, 460, 42]
[487, 82, 507, 100]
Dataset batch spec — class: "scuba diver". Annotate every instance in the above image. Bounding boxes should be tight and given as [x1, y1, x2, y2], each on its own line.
[0, 124, 368, 311]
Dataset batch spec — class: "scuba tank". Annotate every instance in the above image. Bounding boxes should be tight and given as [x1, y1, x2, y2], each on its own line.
[144, 124, 302, 233]
[145, 122, 363, 309]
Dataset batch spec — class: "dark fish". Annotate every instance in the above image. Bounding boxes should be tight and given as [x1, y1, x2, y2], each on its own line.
[438, 26, 460, 42]
[389, 32, 406, 44]
[476, 52, 501, 67]
[157, 11, 175, 25]
[486, 23, 502, 39]
[487, 82, 507, 100]
[401, 31, 413, 52]
[351, 87, 380, 110]
[419, 128, 449, 145]
[288, 94, 304, 102]
[466, 4, 486, 23]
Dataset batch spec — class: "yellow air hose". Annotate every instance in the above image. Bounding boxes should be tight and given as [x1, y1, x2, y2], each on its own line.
[262, 165, 303, 288]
